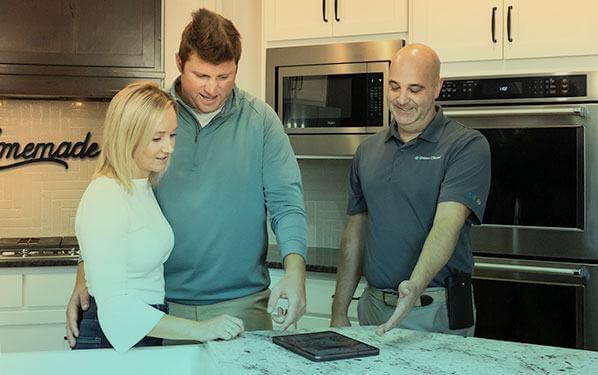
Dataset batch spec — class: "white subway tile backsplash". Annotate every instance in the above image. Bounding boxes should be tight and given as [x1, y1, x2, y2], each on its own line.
[0, 100, 107, 238]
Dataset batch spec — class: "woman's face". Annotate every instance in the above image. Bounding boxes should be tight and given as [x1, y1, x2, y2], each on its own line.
[133, 107, 178, 178]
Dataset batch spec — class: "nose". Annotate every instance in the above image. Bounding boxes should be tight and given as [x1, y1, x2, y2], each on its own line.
[162, 137, 175, 154]
[396, 89, 410, 105]
[204, 78, 218, 95]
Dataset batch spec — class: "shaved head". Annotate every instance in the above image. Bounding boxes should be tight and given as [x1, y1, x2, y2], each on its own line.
[391, 43, 441, 83]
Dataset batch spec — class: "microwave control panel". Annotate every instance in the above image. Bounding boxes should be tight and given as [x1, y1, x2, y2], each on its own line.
[367, 73, 384, 121]
[438, 74, 587, 101]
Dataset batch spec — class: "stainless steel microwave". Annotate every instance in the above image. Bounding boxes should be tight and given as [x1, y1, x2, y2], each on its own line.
[277, 62, 389, 134]
[266, 40, 404, 157]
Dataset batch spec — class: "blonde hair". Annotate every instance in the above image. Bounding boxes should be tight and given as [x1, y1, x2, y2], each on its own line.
[94, 81, 175, 193]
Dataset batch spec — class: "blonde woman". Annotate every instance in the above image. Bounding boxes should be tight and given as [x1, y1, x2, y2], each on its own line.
[73, 82, 243, 352]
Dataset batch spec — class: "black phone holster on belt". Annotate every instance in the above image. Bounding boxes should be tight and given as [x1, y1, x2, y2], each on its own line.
[445, 271, 474, 330]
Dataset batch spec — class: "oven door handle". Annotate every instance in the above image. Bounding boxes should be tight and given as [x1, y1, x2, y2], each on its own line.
[475, 262, 583, 277]
[474, 261, 587, 285]
[444, 107, 586, 118]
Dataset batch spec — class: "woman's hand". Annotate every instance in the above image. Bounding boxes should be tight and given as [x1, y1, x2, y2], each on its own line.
[195, 314, 244, 342]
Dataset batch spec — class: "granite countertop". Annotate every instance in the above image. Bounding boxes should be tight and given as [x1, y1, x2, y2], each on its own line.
[2, 326, 596, 375]
[206, 326, 598, 374]
[0, 258, 78, 268]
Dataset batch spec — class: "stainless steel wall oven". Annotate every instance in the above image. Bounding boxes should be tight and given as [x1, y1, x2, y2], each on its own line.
[439, 72, 598, 350]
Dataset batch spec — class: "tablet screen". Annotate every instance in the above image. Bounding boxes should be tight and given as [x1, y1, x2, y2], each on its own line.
[272, 331, 379, 362]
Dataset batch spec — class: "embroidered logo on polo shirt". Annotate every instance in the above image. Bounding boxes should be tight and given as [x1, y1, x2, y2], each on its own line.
[468, 191, 483, 206]
[414, 155, 441, 161]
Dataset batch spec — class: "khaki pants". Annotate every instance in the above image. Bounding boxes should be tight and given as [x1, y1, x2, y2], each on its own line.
[357, 285, 475, 337]
[163, 289, 273, 346]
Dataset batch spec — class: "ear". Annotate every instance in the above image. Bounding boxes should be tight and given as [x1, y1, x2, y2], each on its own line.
[434, 78, 444, 99]
[176, 54, 183, 74]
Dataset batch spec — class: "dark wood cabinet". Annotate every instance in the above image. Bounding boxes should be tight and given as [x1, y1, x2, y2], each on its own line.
[0, 0, 162, 98]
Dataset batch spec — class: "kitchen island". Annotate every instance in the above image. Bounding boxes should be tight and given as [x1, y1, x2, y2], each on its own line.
[1, 326, 596, 374]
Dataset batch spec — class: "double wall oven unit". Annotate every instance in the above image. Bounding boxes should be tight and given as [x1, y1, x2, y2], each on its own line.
[266, 40, 404, 157]
[438, 73, 598, 351]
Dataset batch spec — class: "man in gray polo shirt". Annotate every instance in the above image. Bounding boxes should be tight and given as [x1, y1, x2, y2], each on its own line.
[331, 44, 491, 337]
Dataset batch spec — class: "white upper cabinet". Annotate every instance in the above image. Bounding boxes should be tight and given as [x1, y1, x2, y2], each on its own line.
[332, 0, 408, 37]
[411, 0, 503, 62]
[264, 0, 408, 42]
[411, 0, 598, 62]
[503, 0, 598, 59]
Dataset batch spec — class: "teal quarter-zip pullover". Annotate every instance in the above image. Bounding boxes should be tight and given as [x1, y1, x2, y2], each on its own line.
[155, 80, 307, 304]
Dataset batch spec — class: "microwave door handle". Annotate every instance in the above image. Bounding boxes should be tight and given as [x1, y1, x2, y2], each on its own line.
[443, 107, 586, 118]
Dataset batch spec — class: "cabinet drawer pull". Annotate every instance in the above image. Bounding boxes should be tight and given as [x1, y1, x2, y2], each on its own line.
[334, 0, 340, 22]
[322, 0, 328, 22]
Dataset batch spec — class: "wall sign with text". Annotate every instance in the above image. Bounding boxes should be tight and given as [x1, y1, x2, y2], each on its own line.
[0, 128, 100, 171]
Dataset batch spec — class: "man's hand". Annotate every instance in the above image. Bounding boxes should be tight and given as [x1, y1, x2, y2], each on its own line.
[65, 263, 89, 348]
[376, 280, 420, 335]
[267, 254, 306, 330]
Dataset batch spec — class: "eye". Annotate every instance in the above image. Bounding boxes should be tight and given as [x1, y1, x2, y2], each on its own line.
[410, 87, 422, 93]
[170, 133, 177, 138]
[152, 137, 161, 142]
[389, 84, 399, 91]
[217, 75, 229, 81]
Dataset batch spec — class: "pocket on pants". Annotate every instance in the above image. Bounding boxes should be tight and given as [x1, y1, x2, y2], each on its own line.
[73, 319, 103, 350]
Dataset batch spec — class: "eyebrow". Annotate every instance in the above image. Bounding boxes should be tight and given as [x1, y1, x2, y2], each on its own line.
[389, 80, 425, 88]
[192, 70, 234, 77]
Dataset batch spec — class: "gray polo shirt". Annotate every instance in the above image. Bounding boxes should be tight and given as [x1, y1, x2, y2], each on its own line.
[348, 106, 491, 289]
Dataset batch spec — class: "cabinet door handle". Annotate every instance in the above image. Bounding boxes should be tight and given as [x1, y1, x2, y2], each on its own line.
[322, 0, 328, 22]
[491, 6, 497, 43]
[334, 0, 340, 22]
[507, 5, 513, 42]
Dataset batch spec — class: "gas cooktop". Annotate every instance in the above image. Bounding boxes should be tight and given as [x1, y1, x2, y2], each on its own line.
[0, 236, 79, 260]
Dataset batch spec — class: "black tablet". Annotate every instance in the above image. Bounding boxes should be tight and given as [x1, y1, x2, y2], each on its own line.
[272, 331, 379, 362]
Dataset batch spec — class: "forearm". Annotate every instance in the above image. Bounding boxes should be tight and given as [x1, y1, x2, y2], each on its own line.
[74, 262, 86, 291]
[332, 214, 366, 317]
[409, 202, 469, 294]
[147, 314, 203, 341]
[283, 253, 306, 280]
[409, 225, 460, 294]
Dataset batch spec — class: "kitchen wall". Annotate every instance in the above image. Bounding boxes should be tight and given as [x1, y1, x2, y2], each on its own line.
[0, 97, 353, 246]
[0, 100, 106, 237]
[268, 159, 352, 249]
[0, 1, 262, 239]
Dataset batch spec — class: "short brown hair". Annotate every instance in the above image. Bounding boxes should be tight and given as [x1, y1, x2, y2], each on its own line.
[178, 8, 242, 66]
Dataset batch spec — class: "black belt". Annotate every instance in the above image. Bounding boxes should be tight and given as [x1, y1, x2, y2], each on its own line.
[367, 285, 446, 307]
[88, 296, 169, 313]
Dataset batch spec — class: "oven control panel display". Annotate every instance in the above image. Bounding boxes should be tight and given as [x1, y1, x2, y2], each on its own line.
[438, 74, 587, 101]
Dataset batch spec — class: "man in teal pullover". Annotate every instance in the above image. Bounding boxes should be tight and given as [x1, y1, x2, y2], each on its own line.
[65, 8, 307, 346]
